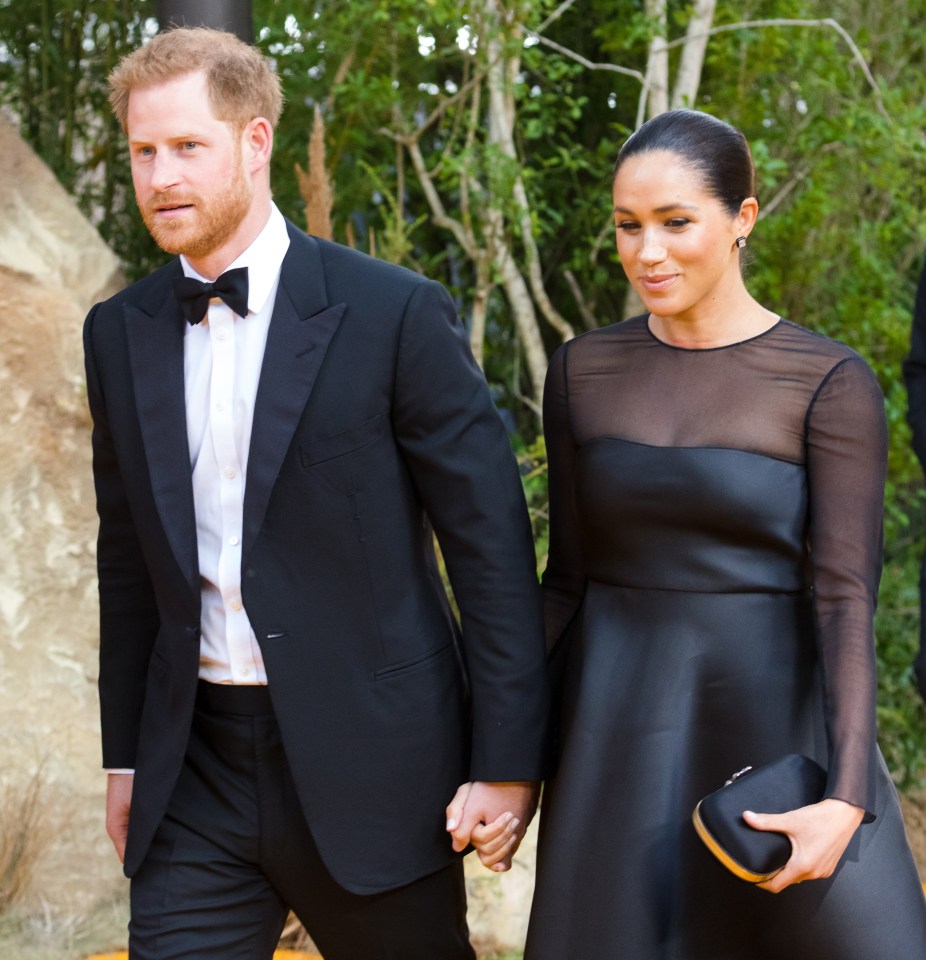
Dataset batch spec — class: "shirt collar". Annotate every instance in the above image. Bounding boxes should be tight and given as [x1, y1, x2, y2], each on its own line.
[179, 203, 291, 316]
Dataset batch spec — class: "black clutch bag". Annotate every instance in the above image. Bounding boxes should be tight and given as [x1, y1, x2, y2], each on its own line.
[692, 754, 827, 882]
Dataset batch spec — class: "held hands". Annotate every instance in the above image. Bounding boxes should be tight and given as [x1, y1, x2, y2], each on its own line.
[744, 796, 864, 893]
[105, 772, 134, 864]
[446, 781, 539, 873]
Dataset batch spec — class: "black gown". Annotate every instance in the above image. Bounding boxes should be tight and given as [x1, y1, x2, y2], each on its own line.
[525, 316, 926, 959]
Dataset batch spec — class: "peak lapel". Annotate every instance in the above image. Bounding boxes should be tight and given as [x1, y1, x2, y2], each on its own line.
[243, 229, 346, 559]
[125, 284, 199, 595]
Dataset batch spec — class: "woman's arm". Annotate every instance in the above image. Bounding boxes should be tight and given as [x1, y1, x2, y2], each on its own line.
[804, 355, 887, 816]
[747, 353, 887, 891]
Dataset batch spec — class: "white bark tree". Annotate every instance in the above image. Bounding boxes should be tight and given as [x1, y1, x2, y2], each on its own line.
[671, 0, 717, 109]
[383, 0, 575, 410]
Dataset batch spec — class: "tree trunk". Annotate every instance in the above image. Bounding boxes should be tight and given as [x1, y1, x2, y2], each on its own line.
[497, 241, 551, 406]
[482, 0, 573, 399]
[672, 0, 717, 108]
[470, 253, 493, 367]
[480, 196, 547, 404]
[644, 0, 669, 117]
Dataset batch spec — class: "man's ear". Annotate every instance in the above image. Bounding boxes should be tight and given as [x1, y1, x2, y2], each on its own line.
[243, 116, 273, 175]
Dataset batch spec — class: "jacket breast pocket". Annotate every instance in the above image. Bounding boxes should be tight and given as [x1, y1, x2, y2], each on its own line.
[299, 415, 383, 467]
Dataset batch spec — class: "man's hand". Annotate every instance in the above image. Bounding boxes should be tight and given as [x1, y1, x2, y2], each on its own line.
[106, 772, 134, 864]
[446, 781, 539, 872]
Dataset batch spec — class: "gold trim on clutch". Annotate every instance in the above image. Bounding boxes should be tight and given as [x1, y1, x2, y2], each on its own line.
[692, 802, 784, 884]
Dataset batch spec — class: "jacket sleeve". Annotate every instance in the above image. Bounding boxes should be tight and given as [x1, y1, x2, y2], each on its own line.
[391, 278, 550, 781]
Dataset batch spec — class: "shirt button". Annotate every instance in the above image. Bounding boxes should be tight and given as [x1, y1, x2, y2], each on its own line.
[229, 536, 240, 546]
[231, 600, 242, 611]
[224, 468, 236, 479]
[239, 667, 252, 677]
[216, 331, 227, 341]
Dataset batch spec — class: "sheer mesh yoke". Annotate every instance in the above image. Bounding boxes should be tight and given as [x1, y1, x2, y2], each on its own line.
[542, 315, 887, 815]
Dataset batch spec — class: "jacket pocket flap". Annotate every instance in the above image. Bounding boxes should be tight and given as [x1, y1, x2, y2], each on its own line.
[299, 415, 383, 467]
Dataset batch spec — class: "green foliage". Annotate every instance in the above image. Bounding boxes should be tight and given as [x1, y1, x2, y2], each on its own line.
[876, 538, 926, 787]
[358, 160, 428, 267]
[3, 0, 926, 782]
[254, 0, 459, 271]
[0, 0, 166, 280]
[516, 434, 550, 574]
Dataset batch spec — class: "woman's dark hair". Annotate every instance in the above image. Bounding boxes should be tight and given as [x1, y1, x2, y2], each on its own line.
[615, 109, 756, 214]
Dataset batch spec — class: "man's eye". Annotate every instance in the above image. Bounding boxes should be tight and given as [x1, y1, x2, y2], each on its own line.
[616, 221, 640, 231]
[666, 218, 690, 228]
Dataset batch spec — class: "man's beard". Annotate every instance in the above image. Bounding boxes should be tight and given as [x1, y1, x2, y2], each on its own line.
[139, 163, 252, 261]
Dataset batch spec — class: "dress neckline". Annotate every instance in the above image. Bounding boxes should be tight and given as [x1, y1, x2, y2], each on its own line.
[644, 316, 783, 352]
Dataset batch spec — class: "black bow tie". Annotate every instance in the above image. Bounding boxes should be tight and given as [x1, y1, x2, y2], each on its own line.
[173, 267, 249, 324]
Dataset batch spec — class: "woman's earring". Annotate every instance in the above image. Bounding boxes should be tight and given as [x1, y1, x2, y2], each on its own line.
[736, 236, 747, 249]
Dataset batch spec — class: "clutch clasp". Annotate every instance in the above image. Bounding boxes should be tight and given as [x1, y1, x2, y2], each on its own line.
[724, 765, 753, 787]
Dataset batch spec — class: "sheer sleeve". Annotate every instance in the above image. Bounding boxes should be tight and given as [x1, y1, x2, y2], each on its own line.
[541, 343, 587, 650]
[805, 356, 887, 818]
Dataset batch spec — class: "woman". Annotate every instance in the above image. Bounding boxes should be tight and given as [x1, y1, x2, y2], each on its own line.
[521, 109, 926, 958]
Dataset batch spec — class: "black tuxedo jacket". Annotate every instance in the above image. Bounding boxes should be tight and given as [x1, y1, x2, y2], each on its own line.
[84, 221, 549, 893]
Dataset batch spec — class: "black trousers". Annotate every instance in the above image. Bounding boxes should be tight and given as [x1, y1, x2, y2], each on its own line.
[129, 682, 476, 960]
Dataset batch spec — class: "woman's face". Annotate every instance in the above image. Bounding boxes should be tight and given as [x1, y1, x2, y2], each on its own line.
[612, 149, 755, 322]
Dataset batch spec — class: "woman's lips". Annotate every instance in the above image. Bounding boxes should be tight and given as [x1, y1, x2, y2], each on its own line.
[641, 274, 676, 292]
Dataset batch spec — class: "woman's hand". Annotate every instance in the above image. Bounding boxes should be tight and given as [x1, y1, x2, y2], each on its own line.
[446, 780, 537, 871]
[470, 811, 522, 871]
[743, 797, 864, 893]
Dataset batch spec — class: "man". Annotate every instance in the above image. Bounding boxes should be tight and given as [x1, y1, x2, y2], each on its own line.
[903, 257, 926, 704]
[85, 26, 548, 959]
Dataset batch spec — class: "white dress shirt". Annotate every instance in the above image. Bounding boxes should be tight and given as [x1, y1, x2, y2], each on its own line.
[182, 204, 290, 684]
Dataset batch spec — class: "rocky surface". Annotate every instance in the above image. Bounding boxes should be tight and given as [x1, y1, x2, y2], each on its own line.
[0, 111, 125, 915]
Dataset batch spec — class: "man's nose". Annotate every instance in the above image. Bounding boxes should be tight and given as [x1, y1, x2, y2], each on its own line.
[148, 152, 183, 192]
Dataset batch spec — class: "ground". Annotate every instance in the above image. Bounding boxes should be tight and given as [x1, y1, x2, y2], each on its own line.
[1, 792, 924, 960]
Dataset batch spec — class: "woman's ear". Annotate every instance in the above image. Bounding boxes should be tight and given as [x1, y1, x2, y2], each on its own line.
[735, 196, 760, 240]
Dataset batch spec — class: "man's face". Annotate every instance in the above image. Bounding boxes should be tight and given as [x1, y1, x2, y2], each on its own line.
[127, 70, 253, 262]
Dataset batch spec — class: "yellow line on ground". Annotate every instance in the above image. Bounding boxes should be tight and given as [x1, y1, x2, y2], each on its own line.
[85, 953, 321, 960]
